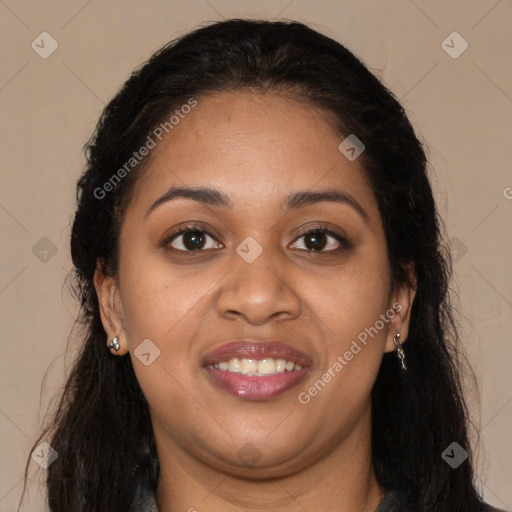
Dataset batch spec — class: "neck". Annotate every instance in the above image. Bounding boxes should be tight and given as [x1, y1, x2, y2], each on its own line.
[154, 403, 385, 512]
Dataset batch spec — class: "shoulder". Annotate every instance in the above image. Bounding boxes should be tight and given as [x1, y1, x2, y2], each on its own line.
[376, 489, 507, 512]
[129, 477, 159, 512]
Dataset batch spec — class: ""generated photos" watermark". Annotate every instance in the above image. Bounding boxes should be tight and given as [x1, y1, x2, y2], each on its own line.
[94, 97, 198, 200]
[298, 302, 402, 405]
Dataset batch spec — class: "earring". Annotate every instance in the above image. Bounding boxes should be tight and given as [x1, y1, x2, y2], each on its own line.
[393, 333, 407, 371]
[108, 336, 120, 352]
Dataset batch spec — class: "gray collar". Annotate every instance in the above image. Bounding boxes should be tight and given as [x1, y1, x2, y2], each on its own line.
[132, 487, 398, 512]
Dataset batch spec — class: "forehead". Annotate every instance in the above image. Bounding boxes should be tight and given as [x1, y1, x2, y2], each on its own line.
[127, 90, 378, 220]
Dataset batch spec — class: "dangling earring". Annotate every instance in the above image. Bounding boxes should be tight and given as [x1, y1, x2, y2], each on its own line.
[393, 333, 407, 371]
[108, 336, 120, 352]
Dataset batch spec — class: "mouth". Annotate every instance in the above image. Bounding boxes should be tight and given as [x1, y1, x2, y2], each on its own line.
[203, 340, 311, 401]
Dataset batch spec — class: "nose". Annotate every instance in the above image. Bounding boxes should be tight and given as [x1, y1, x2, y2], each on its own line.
[216, 246, 302, 325]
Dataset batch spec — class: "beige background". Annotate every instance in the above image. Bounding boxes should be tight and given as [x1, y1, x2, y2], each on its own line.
[0, 1, 511, 510]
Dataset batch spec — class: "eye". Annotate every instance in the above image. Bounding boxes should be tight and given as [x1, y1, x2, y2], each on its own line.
[290, 226, 346, 252]
[164, 225, 223, 252]
[163, 224, 348, 254]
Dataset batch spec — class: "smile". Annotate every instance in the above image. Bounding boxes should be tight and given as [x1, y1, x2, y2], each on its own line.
[206, 357, 302, 376]
[203, 340, 311, 400]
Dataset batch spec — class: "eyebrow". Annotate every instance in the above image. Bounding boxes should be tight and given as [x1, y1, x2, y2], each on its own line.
[145, 185, 368, 222]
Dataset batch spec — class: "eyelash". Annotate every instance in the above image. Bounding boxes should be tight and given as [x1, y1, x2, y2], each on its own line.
[162, 223, 349, 255]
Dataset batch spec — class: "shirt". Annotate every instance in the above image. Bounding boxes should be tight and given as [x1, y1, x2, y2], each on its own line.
[131, 484, 506, 512]
[132, 487, 399, 511]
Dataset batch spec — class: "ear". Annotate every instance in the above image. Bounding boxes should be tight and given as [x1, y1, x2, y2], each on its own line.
[93, 260, 128, 356]
[384, 264, 417, 353]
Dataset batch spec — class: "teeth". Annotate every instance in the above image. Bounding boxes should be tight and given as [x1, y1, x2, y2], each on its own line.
[240, 359, 258, 375]
[228, 358, 240, 372]
[258, 358, 276, 375]
[275, 359, 287, 372]
[208, 357, 303, 376]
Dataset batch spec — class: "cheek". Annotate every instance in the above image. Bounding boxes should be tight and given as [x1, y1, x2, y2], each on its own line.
[119, 255, 210, 416]
[313, 252, 390, 337]
[118, 247, 218, 343]
[306, 252, 391, 393]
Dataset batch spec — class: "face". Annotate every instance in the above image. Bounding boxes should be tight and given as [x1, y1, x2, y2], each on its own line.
[95, 90, 415, 478]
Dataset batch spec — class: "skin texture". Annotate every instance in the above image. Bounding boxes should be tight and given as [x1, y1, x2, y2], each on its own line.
[94, 91, 416, 512]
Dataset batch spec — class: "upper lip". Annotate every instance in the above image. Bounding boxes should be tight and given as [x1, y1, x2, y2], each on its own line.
[203, 340, 312, 367]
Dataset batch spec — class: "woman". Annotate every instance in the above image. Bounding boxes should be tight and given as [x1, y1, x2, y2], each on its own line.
[20, 18, 506, 512]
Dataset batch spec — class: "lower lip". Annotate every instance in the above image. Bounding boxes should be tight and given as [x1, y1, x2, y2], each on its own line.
[204, 367, 309, 401]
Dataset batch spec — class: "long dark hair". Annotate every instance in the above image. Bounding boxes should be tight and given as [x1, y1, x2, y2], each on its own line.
[20, 18, 490, 512]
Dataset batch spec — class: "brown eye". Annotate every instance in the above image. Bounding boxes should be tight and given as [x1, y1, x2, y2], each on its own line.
[291, 228, 346, 252]
[179, 230, 207, 250]
[302, 231, 329, 251]
[165, 227, 223, 252]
